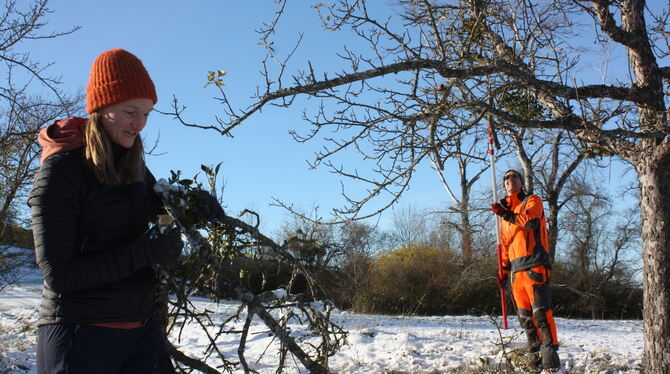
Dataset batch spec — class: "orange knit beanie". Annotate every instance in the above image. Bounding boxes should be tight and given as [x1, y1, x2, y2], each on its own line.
[86, 48, 157, 114]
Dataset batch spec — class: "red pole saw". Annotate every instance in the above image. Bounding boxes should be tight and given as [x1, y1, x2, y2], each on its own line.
[487, 120, 508, 329]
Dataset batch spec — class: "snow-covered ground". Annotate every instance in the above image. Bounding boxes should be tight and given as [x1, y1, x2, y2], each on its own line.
[0, 252, 643, 373]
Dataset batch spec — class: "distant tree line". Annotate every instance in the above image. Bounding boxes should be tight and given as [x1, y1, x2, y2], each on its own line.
[211, 179, 642, 321]
[0, 0, 643, 323]
[165, 0, 655, 331]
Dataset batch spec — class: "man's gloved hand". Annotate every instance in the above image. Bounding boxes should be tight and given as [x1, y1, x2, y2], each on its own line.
[496, 271, 509, 289]
[491, 203, 508, 216]
[491, 203, 515, 222]
[130, 225, 183, 270]
[192, 190, 226, 222]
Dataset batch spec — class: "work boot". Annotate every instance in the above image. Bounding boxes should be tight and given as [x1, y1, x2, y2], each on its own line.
[540, 344, 560, 370]
[528, 350, 542, 369]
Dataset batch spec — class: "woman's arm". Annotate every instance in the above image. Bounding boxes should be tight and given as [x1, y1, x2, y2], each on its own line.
[29, 154, 143, 294]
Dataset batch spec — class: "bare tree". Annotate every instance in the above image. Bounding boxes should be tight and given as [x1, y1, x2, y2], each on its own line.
[337, 221, 387, 269]
[0, 89, 82, 231]
[389, 203, 430, 248]
[155, 174, 347, 374]
[0, 0, 80, 231]
[171, 0, 670, 370]
[332, 221, 387, 308]
[0, 90, 80, 289]
[500, 127, 587, 263]
[432, 127, 493, 263]
[532, 131, 585, 264]
[339, 221, 387, 256]
[495, 86, 588, 264]
[557, 176, 641, 319]
[277, 210, 344, 271]
[0, 0, 81, 289]
[0, 0, 79, 112]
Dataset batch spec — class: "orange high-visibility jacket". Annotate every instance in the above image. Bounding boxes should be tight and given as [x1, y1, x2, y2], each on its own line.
[500, 190, 551, 273]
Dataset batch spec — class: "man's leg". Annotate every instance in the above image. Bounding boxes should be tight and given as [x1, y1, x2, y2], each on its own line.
[512, 271, 541, 369]
[518, 308, 542, 368]
[527, 266, 561, 370]
[533, 308, 560, 370]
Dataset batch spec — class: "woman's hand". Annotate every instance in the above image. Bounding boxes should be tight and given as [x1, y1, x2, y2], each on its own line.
[131, 225, 183, 269]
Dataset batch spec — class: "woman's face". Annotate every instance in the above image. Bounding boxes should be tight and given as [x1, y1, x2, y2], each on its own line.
[99, 98, 154, 148]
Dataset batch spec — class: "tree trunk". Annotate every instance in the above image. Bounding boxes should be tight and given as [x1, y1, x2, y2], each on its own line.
[546, 193, 559, 264]
[637, 159, 670, 373]
[619, 0, 670, 369]
[460, 208, 473, 264]
[457, 159, 474, 264]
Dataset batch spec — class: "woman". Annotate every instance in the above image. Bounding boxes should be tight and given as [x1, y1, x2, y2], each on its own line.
[29, 48, 183, 374]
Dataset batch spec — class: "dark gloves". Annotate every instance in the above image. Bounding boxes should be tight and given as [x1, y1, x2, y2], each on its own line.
[496, 271, 509, 289]
[491, 203, 515, 223]
[491, 203, 506, 216]
[131, 225, 183, 270]
[192, 190, 226, 223]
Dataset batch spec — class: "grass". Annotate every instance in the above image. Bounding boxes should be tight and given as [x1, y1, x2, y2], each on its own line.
[0, 315, 35, 373]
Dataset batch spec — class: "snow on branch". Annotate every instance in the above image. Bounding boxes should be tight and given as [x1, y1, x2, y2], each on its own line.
[153, 172, 347, 373]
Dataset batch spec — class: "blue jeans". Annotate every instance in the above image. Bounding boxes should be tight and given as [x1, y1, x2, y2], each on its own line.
[36, 317, 175, 374]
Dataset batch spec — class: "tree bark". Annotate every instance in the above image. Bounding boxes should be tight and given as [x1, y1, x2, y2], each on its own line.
[239, 289, 329, 374]
[637, 158, 670, 373]
[459, 207, 473, 263]
[458, 162, 473, 263]
[546, 196, 559, 264]
[619, 1, 670, 369]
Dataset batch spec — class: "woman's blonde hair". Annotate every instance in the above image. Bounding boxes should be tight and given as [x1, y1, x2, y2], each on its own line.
[84, 112, 145, 184]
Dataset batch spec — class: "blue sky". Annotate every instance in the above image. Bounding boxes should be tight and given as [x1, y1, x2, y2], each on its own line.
[27, 1, 635, 236]
[27, 0, 449, 234]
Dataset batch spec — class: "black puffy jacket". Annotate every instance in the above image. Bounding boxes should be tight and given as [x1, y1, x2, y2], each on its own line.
[28, 148, 164, 326]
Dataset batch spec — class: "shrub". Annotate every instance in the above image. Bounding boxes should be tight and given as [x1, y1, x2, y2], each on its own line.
[351, 245, 498, 315]
[0, 225, 33, 249]
[550, 260, 643, 319]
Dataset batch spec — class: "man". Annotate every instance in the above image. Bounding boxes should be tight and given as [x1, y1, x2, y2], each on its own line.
[491, 169, 562, 374]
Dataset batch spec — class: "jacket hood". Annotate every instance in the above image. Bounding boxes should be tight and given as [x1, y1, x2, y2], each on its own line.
[38, 117, 87, 164]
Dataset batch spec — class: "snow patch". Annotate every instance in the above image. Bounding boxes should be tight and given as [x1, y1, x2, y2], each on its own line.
[0, 284, 644, 373]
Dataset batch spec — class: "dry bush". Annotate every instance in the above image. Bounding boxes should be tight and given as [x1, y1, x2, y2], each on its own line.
[551, 260, 643, 320]
[353, 245, 461, 315]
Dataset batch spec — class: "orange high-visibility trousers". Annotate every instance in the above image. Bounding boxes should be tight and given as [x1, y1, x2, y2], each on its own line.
[511, 265, 560, 370]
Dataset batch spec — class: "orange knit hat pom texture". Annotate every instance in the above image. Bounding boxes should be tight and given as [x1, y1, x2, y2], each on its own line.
[86, 48, 157, 114]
